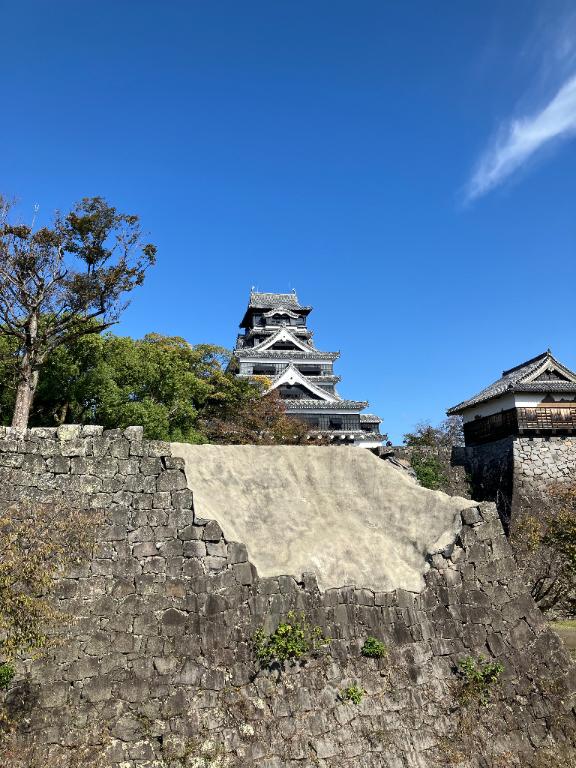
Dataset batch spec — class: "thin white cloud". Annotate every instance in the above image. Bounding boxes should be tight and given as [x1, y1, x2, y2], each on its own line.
[466, 73, 576, 201]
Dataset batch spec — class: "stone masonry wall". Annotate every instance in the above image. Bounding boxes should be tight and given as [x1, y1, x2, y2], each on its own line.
[513, 436, 576, 507]
[452, 439, 514, 528]
[454, 435, 576, 524]
[0, 427, 574, 768]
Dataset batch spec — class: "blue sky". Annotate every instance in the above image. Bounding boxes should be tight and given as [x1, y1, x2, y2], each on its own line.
[2, 1, 576, 441]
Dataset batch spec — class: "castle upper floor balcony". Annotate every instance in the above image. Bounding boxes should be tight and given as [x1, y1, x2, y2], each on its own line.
[463, 406, 576, 445]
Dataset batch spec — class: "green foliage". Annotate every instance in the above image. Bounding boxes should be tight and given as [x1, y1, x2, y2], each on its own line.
[339, 684, 364, 704]
[410, 451, 447, 490]
[361, 636, 388, 659]
[35, 333, 233, 442]
[456, 655, 504, 706]
[511, 483, 576, 614]
[253, 611, 330, 667]
[403, 417, 464, 449]
[0, 335, 18, 424]
[403, 417, 466, 493]
[542, 507, 576, 574]
[404, 416, 464, 451]
[0, 664, 14, 691]
[0, 332, 257, 443]
[0, 330, 308, 445]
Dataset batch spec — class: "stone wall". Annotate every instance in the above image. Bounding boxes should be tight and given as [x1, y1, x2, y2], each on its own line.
[0, 427, 574, 768]
[452, 438, 514, 527]
[453, 435, 576, 524]
[513, 436, 576, 506]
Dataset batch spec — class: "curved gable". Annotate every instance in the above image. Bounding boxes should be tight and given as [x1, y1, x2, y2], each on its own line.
[254, 328, 314, 353]
[267, 364, 338, 402]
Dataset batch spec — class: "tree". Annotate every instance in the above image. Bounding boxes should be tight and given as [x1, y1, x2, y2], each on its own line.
[403, 416, 464, 450]
[0, 329, 318, 445]
[200, 387, 312, 444]
[403, 417, 467, 493]
[27, 333, 242, 442]
[0, 196, 156, 431]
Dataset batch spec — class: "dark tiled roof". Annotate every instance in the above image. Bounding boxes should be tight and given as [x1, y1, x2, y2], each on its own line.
[306, 375, 341, 384]
[360, 414, 382, 423]
[240, 291, 312, 327]
[284, 399, 368, 410]
[243, 327, 312, 338]
[235, 327, 312, 349]
[236, 349, 340, 361]
[249, 291, 310, 310]
[234, 374, 342, 385]
[447, 351, 576, 414]
[514, 382, 576, 392]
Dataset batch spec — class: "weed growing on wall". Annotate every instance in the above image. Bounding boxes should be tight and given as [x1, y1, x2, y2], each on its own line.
[0, 665, 14, 691]
[162, 737, 228, 767]
[361, 636, 388, 659]
[339, 685, 364, 705]
[253, 611, 330, 668]
[0, 502, 100, 744]
[0, 503, 99, 663]
[456, 656, 504, 707]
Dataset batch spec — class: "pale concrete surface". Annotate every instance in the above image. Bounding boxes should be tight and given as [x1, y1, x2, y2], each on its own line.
[171, 444, 478, 592]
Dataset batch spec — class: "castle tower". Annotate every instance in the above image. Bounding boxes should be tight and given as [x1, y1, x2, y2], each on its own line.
[448, 350, 576, 522]
[233, 290, 383, 447]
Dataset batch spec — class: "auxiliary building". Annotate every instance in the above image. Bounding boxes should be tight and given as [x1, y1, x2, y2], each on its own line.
[232, 290, 383, 447]
[448, 349, 576, 523]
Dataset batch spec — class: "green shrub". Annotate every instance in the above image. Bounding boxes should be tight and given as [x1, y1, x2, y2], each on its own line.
[339, 684, 364, 704]
[253, 611, 330, 667]
[0, 663, 14, 690]
[456, 655, 504, 706]
[410, 451, 447, 490]
[361, 636, 388, 659]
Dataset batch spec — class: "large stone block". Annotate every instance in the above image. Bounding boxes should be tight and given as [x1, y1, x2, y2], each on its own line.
[156, 470, 187, 492]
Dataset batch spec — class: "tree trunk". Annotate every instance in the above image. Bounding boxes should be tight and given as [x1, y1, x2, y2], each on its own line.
[55, 402, 69, 426]
[11, 365, 39, 433]
[12, 313, 40, 433]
